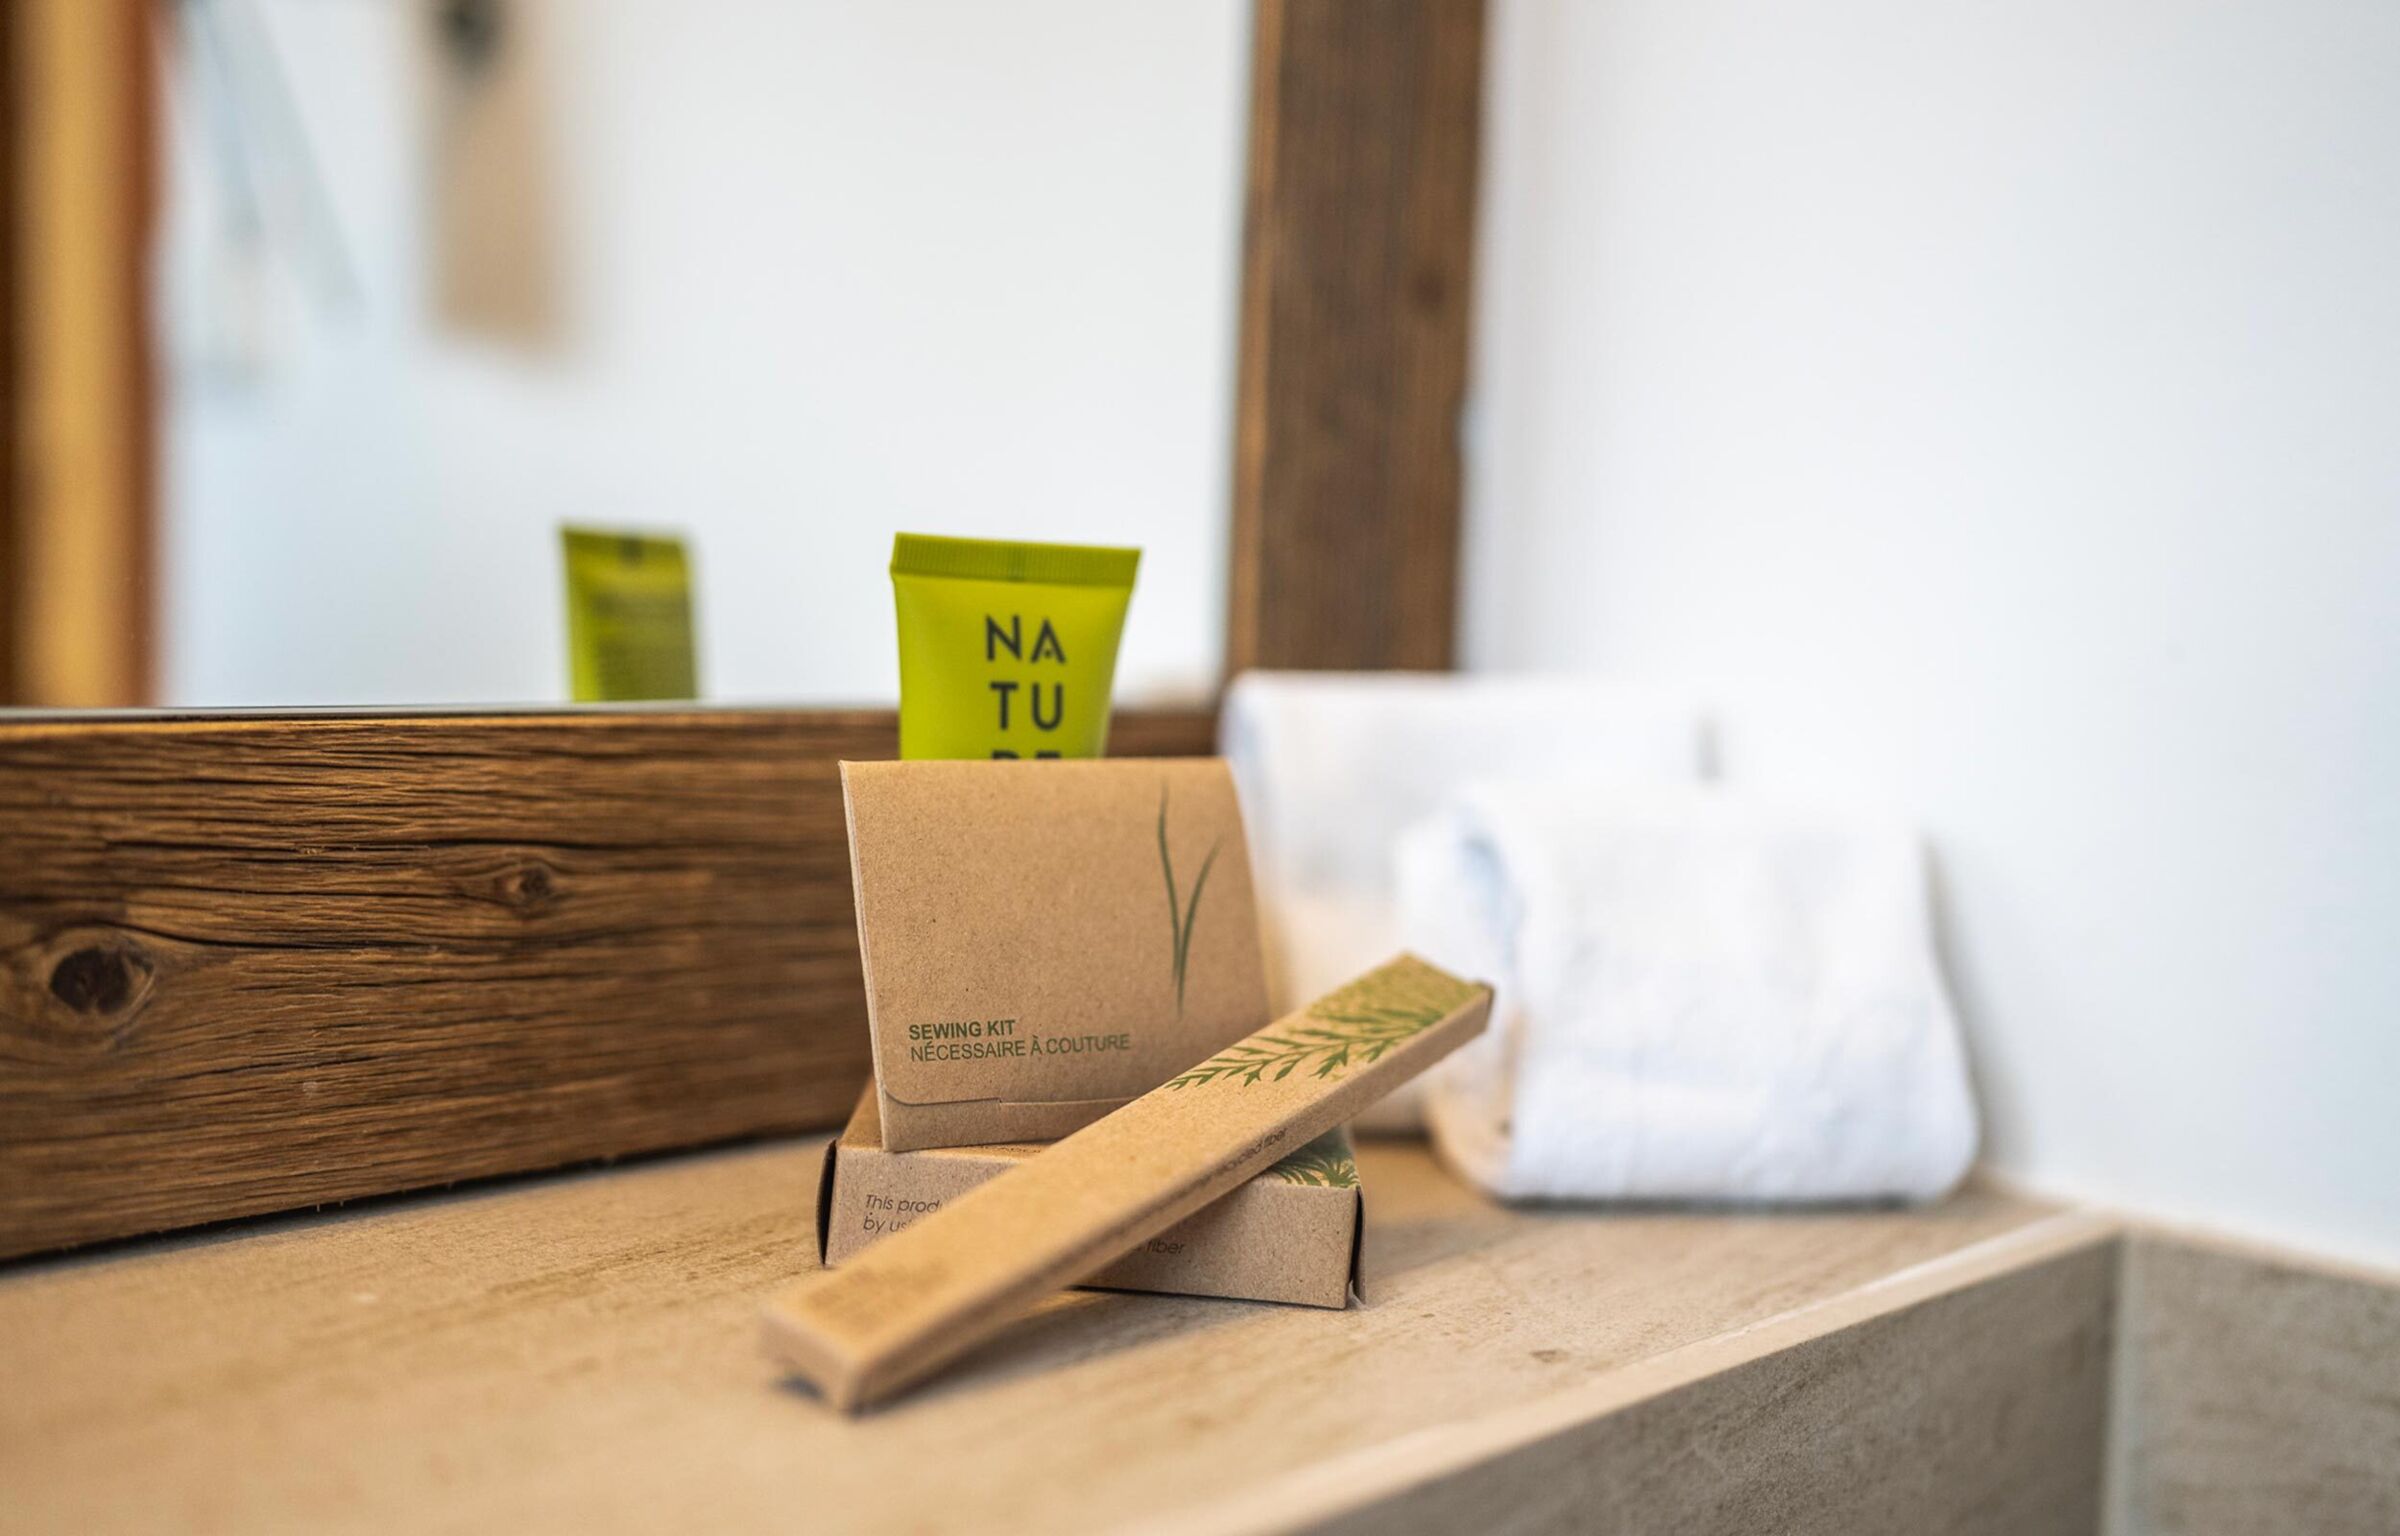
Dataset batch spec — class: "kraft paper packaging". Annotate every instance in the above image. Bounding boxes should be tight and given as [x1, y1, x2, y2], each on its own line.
[762, 954, 1493, 1411]
[559, 526, 698, 702]
[818, 1090, 1363, 1310]
[888, 533, 1137, 760]
[842, 757, 1272, 1151]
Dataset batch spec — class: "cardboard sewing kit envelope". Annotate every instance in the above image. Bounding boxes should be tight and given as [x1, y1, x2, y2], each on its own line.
[841, 757, 1272, 1151]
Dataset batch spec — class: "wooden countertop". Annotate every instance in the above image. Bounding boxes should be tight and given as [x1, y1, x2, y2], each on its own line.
[0, 1138, 2108, 1534]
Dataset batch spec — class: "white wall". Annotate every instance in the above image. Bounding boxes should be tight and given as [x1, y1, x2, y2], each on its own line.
[1466, 0, 2400, 1264]
[163, 0, 1248, 705]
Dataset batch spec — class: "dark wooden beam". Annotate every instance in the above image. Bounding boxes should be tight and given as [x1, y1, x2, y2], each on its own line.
[0, 705, 1217, 1259]
[1227, 0, 1485, 675]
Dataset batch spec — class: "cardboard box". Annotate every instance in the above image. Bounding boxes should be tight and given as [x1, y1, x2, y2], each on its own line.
[766, 955, 1493, 1410]
[842, 758, 1272, 1151]
[816, 1091, 1362, 1309]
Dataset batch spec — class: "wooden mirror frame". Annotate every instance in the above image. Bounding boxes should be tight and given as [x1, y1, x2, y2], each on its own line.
[0, 0, 1484, 1259]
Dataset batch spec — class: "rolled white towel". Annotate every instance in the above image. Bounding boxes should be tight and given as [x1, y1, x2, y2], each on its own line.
[1222, 672, 1705, 1130]
[1396, 782, 1978, 1203]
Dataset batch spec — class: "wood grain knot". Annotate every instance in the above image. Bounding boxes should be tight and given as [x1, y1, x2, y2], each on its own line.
[1410, 265, 1450, 314]
[49, 943, 151, 1017]
[500, 861, 558, 910]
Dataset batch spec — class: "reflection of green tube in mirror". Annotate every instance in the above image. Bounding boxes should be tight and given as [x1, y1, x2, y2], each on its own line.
[561, 526, 699, 702]
[890, 533, 1139, 759]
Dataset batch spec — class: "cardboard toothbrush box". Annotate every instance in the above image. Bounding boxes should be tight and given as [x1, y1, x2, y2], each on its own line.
[815, 1088, 1364, 1309]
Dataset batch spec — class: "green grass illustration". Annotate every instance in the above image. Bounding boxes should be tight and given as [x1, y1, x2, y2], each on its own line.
[1156, 784, 1220, 1017]
[1165, 957, 1482, 1089]
[1268, 1131, 1359, 1187]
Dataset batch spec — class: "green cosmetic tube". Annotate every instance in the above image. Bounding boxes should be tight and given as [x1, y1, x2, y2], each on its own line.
[890, 533, 1139, 759]
[560, 526, 699, 702]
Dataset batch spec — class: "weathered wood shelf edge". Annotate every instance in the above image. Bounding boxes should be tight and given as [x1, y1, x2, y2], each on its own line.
[0, 705, 1220, 1260]
[6, 1139, 2388, 1534]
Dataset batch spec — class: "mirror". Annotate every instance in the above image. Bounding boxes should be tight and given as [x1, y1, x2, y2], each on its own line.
[153, 0, 1248, 707]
